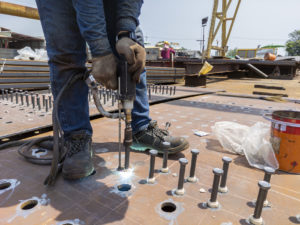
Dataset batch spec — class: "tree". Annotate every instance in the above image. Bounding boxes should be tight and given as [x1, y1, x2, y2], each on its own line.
[226, 48, 237, 58]
[286, 30, 300, 56]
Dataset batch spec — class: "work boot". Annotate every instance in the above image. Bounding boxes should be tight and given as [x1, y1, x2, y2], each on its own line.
[132, 121, 189, 154]
[62, 131, 94, 180]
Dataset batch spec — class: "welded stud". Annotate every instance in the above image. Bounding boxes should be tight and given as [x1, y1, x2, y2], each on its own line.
[262, 166, 275, 207]
[249, 181, 271, 225]
[219, 156, 232, 193]
[207, 168, 223, 208]
[187, 149, 200, 183]
[161, 142, 170, 173]
[175, 158, 188, 196]
[148, 150, 158, 184]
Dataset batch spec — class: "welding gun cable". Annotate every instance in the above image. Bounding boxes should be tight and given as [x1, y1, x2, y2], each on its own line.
[45, 72, 84, 186]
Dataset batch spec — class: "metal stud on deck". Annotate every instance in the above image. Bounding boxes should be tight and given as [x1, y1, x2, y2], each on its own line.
[187, 149, 200, 183]
[249, 181, 271, 225]
[175, 158, 188, 196]
[207, 168, 223, 208]
[148, 150, 158, 184]
[218, 156, 232, 193]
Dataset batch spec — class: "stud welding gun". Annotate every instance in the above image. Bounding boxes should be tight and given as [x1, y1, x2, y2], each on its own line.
[86, 55, 136, 171]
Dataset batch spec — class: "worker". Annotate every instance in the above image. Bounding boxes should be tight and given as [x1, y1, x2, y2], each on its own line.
[35, 0, 189, 180]
[161, 41, 176, 59]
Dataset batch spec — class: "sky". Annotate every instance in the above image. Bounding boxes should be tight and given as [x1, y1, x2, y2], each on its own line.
[1, 0, 300, 51]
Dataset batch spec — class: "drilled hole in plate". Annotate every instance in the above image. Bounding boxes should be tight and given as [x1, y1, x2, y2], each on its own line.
[117, 184, 131, 192]
[62, 224, 72, 225]
[0, 182, 11, 190]
[161, 202, 177, 213]
[21, 200, 38, 210]
[90, 170, 96, 176]
[5, 121, 12, 124]
[39, 114, 45, 117]
[0, 117, 2, 119]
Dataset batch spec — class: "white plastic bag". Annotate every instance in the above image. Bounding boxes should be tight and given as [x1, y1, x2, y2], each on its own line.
[212, 121, 249, 155]
[212, 121, 279, 170]
[242, 122, 279, 170]
[14, 47, 48, 61]
[14, 46, 37, 60]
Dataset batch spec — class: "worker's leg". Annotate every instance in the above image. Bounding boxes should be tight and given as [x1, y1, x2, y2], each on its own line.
[36, 0, 91, 138]
[131, 69, 152, 133]
[71, 0, 111, 57]
[131, 28, 188, 153]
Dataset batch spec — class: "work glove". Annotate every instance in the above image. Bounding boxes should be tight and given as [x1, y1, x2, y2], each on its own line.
[91, 53, 118, 90]
[116, 37, 146, 82]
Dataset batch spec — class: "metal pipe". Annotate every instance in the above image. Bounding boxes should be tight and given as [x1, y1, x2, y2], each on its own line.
[235, 55, 268, 78]
[0, 1, 39, 20]
[175, 158, 188, 196]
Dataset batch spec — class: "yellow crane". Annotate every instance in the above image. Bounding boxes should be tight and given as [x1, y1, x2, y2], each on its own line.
[206, 0, 242, 58]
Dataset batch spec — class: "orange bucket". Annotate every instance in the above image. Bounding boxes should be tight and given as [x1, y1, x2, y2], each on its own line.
[264, 111, 300, 173]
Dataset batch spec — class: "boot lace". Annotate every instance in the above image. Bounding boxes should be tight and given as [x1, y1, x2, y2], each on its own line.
[67, 137, 88, 157]
[149, 121, 171, 141]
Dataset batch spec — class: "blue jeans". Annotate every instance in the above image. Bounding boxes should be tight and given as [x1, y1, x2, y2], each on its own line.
[36, 0, 151, 138]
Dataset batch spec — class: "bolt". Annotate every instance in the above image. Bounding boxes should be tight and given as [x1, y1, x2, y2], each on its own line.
[148, 87, 151, 100]
[112, 93, 115, 106]
[162, 86, 165, 95]
[249, 181, 271, 225]
[208, 168, 223, 208]
[175, 158, 188, 196]
[173, 86, 176, 95]
[10, 91, 13, 102]
[169, 86, 173, 96]
[20, 93, 24, 105]
[42, 95, 46, 107]
[48, 85, 51, 94]
[37, 96, 41, 110]
[219, 156, 232, 193]
[166, 86, 169, 95]
[15, 92, 19, 104]
[106, 90, 109, 102]
[187, 149, 200, 183]
[26, 94, 29, 107]
[31, 95, 35, 109]
[155, 85, 158, 94]
[5, 90, 8, 100]
[161, 142, 170, 173]
[48, 96, 52, 108]
[148, 150, 158, 184]
[103, 92, 106, 104]
[99, 89, 102, 100]
[45, 99, 49, 112]
[159, 85, 162, 93]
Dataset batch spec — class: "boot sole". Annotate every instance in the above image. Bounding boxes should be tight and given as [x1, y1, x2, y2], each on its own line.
[131, 141, 189, 155]
[62, 167, 94, 180]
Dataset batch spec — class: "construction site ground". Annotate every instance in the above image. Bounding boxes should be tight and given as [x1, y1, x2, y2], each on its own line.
[1, 83, 300, 225]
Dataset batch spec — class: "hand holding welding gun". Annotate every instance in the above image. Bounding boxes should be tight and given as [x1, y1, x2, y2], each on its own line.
[91, 53, 118, 90]
[116, 33, 146, 83]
